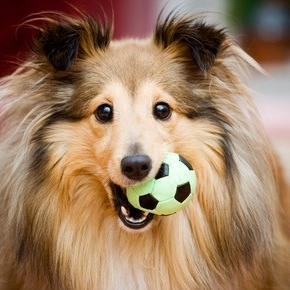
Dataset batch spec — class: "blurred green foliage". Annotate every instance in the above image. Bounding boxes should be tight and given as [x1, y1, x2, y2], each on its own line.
[228, 0, 262, 28]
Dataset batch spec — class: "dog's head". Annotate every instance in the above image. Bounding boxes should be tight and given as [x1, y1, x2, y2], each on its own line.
[24, 13, 242, 232]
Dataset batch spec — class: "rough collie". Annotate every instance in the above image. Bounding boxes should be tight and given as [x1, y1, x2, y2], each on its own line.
[0, 11, 289, 290]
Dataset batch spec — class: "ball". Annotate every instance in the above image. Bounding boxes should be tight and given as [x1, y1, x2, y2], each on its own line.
[126, 152, 197, 215]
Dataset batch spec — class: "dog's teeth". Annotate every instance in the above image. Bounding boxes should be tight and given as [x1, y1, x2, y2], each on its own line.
[125, 215, 147, 223]
[138, 216, 146, 222]
[121, 206, 129, 216]
[125, 216, 134, 223]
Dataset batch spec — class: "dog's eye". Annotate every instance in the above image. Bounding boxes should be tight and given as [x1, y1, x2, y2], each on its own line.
[95, 104, 113, 123]
[153, 102, 171, 120]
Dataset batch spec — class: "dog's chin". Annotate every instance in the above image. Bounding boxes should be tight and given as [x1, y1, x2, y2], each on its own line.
[110, 182, 154, 231]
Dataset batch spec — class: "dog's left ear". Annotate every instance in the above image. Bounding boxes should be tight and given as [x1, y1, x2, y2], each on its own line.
[35, 16, 112, 71]
[154, 14, 226, 72]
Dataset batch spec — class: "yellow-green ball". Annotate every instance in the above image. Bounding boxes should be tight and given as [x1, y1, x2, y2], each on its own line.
[126, 152, 197, 215]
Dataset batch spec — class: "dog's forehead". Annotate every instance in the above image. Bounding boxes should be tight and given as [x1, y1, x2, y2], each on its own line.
[82, 39, 183, 96]
[102, 40, 160, 95]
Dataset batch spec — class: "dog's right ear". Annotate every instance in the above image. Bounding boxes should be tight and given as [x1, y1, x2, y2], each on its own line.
[36, 16, 112, 71]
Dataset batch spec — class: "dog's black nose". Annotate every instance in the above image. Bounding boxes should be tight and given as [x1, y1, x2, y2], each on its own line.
[121, 155, 152, 180]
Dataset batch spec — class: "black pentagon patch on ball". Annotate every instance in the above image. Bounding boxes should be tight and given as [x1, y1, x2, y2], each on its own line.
[139, 194, 159, 210]
[155, 163, 169, 179]
[175, 182, 191, 203]
[179, 155, 193, 170]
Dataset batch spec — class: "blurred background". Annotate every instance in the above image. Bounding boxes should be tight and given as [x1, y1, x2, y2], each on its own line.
[0, 0, 289, 177]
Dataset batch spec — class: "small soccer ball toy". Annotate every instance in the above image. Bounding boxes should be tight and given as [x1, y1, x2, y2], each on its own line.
[126, 152, 197, 215]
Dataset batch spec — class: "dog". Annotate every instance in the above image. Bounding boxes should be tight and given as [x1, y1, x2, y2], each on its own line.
[0, 11, 289, 290]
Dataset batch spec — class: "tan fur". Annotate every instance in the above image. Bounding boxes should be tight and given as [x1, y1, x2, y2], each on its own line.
[0, 14, 289, 290]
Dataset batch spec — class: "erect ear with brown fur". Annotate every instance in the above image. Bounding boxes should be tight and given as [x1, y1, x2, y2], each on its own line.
[36, 16, 112, 71]
[154, 13, 226, 72]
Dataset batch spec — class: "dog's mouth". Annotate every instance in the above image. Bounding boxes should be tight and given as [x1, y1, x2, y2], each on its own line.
[110, 182, 154, 230]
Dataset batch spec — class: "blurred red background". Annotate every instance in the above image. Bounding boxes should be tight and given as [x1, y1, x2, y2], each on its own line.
[0, 0, 157, 77]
